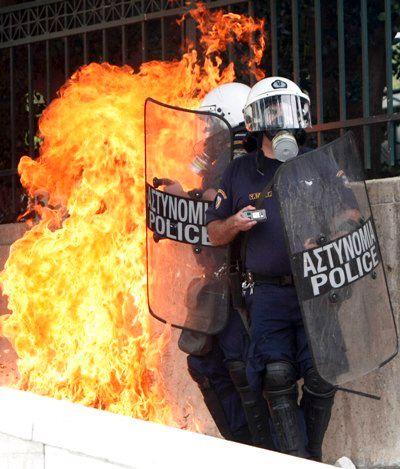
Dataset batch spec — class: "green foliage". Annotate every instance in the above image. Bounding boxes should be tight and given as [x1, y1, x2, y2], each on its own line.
[393, 44, 400, 81]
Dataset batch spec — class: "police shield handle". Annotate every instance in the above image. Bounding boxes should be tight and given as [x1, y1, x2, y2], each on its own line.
[207, 205, 257, 246]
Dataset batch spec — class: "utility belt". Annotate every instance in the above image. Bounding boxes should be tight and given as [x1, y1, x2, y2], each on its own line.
[229, 264, 295, 308]
[242, 270, 294, 296]
[245, 271, 295, 287]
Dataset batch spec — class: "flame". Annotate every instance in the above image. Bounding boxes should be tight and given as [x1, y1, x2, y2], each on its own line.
[0, 4, 266, 424]
[189, 3, 266, 81]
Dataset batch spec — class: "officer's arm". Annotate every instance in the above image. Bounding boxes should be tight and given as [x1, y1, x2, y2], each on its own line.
[207, 205, 257, 246]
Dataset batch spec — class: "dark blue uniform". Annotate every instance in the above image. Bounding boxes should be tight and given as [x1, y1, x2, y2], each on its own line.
[186, 312, 251, 440]
[206, 147, 342, 461]
[185, 139, 275, 450]
[186, 265, 275, 449]
[206, 150, 313, 388]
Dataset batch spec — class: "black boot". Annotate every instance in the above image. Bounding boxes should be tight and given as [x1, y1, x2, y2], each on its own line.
[228, 361, 275, 450]
[302, 367, 336, 461]
[263, 361, 305, 457]
[188, 361, 253, 444]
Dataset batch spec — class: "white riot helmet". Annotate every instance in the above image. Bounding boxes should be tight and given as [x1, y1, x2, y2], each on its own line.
[198, 82, 250, 128]
[191, 82, 250, 176]
[243, 77, 311, 132]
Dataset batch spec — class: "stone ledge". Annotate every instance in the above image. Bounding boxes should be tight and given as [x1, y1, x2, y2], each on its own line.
[366, 177, 400, 205]
[0, 387, 329, 469]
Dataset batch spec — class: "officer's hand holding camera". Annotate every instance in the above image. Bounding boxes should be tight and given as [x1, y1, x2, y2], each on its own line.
[235, 205, 258, 231]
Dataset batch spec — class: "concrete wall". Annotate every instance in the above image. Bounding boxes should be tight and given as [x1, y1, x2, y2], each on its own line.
[322, 177, 400, 467]
[0, 176, 399, 468]
[0, 222, 26, 386]
[0, 387, 329, 469]
[0, 222, 27, 316]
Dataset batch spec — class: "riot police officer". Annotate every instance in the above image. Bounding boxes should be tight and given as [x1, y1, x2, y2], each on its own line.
[180, 82, 275, 450]
[206, 76, 336, 461]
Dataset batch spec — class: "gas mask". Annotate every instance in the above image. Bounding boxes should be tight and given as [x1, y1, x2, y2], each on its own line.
[264, 130, 299, 162]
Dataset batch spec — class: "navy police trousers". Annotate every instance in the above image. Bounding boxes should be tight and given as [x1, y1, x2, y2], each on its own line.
[187, 308, 250, 436]
[245, 283, 313, 390]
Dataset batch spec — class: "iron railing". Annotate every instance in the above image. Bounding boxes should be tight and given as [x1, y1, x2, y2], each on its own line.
[0, 0, 399, 223]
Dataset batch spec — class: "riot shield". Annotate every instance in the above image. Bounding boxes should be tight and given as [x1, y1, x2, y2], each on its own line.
[145, 98, 233, 334]
[274, 132, 398, 385]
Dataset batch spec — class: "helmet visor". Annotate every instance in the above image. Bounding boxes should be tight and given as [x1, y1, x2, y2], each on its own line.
[244, 94, 311, 132]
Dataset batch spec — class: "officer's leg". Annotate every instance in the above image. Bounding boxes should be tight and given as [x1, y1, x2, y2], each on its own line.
[218, 307, 274, 449]
[187, 353, 252, 445]
[263, 361, 304, 457]
[227, 360, 275, 450]
[301, 367, 336, 462]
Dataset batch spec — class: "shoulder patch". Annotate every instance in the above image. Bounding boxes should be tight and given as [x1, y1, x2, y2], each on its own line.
[217, 189, 227, 199]
[215, 189, 227, 209]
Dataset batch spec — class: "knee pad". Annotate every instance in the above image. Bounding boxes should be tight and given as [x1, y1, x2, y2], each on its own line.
[303, 367, 336, 398]
[227, 361, 248, 389]
[264, 361, 297, 397]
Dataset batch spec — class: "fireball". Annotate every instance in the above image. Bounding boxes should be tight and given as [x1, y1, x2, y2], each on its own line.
[0, 3, 266, 425]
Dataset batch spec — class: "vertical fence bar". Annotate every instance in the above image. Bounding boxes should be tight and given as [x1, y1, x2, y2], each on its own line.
[291, 0, 300, 84]
[361, 0, 371, 169]
[121, 0, 127, 64]
[185, 0, 197, 50]
[64, 37, 70, 80]
[161, 17, 165, 60]
[121, 25, 127, 63]
[102, 28, 108, 62]
[45, 40, 51, 103]
[337, 0, 346, 136]
[45, 8, 51, 103]
[9, 47, 16, 216]
[141, 0, 147, 63]
[83, 0, 88, 64]
[248, 0, 256, 85]
[102, 0, 108, 62]
[270, 0, 278, 76]
[181, 14, 185, 50]
[83, 32, 88, 64]
[314, 0, 323, 146]
[228, 4, 234, 65]
[142, 21, 147, 62]
[63, 2, 70, 79]
[27, 43, 34, 158]
[385, 0, 395, 166]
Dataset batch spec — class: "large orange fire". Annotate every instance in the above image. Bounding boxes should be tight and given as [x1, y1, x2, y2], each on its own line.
[0, 3, 265, 425]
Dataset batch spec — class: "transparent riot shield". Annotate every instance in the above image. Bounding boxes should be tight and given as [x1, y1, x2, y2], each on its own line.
[145, 98, 233, 334]
[274, 132, 398, 385]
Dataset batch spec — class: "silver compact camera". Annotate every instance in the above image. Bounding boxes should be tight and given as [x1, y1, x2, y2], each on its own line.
[242, 209, 267, 222]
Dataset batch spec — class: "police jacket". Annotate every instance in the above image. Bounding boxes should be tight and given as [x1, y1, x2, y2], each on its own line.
[206, 149, 292, 277]
[206, 146, 358, 278]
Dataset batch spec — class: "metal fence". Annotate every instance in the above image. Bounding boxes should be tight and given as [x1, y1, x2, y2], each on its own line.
[0, 0, 399, 223]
